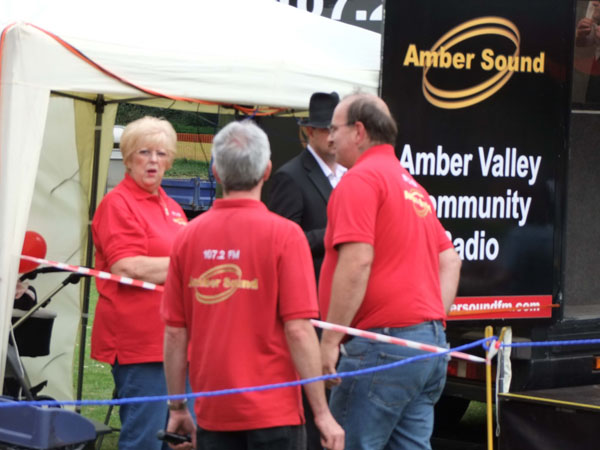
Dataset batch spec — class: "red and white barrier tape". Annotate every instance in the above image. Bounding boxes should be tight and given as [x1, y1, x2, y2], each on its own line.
[20, 255, 483, 363]
[311, 319, 485, 363]
[19, 255, 163, 292]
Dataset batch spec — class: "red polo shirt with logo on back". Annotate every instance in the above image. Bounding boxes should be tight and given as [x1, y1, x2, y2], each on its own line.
[91, 173, 187, 364]
[162, 198, 319, 431]
[319, 144, 454, 331]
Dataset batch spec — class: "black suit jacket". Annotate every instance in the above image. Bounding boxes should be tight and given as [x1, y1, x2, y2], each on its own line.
[267, 149, 332, 280]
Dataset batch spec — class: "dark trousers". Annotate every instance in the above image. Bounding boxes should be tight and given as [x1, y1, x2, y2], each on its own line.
[196, 425, 306, 450]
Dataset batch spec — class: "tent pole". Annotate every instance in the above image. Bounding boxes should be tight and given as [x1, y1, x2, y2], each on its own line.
[76, 94, 105, 411]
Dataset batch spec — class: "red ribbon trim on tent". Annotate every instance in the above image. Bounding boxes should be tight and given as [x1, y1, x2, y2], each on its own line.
[2, 22, 287, 117]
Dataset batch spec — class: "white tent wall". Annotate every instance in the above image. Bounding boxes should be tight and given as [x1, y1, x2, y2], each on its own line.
[2, 96, 117, 399]
[23, 98, 84, 403]
[0, 83, 50, 387]
[0, 0, 380, 399]
[21, 98, 116, 402]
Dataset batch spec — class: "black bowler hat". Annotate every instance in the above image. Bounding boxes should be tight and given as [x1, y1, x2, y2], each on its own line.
[298, 92, 340, 129]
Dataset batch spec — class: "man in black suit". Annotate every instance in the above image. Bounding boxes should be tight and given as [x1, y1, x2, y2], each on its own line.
[268, 92, 344, 450]
[268, 92, 345, 282]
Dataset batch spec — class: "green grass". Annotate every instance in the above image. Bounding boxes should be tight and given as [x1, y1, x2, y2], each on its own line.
[73, 280, 120, 449]
[457, 401, 491, 443]
[463, 400, 487, 423]
[165, 158, 210, 178]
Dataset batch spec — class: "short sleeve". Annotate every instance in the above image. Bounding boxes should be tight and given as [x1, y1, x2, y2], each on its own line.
[330, 174, 378, 247]
[277, 224, 319, 322]
[435, 218, 454, 253]
[92, 193, 148, 267]
[161, 232, 187, 328]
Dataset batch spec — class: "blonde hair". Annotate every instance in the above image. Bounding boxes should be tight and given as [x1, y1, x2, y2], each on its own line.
[120, 116, 177, 169]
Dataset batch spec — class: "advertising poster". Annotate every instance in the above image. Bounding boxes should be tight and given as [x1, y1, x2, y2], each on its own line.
[381, 0, 574, 319]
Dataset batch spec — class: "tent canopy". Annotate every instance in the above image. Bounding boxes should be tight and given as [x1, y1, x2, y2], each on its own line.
[0, 0, 380, 398]
[1, 0, 380, 107]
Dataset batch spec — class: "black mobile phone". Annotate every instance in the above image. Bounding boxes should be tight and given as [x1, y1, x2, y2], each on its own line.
[157, 430, 192, 444]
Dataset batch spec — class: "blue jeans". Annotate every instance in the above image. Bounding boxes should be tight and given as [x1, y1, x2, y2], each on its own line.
[329, 321, 448, 450]
[112, 361, 196, 450]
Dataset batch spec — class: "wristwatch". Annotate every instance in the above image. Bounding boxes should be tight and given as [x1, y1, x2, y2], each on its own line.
[167, 398, 187, 411]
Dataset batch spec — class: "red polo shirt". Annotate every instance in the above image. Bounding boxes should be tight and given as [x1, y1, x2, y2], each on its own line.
[91, 174, 187, 364]
[319, 144, 453, 330]
[162, 198, 319, 431]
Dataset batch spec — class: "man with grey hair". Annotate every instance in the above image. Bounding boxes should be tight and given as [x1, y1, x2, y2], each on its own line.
[161, 120, 344, 450]
[320, 94, 461, 449]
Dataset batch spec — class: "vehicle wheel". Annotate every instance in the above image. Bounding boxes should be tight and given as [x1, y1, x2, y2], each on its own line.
[433, 395, 470, 431]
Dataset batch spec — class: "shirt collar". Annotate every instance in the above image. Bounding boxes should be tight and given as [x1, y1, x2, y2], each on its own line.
[306, 145, 347, 186]
[212, 198, 267, 210]
[122, 173, 167, 201]
[355, 144, 395, 165]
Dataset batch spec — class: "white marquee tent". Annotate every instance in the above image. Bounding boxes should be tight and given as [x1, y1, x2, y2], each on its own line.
[0, 0, 380, 400]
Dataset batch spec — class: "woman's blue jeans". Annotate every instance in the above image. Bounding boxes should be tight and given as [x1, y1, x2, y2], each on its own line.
[112, 361, 195, 450]
[329, 321, 448, 450]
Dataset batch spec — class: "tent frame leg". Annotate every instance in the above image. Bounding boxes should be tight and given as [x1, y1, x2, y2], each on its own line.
[75, 94, 105, 412]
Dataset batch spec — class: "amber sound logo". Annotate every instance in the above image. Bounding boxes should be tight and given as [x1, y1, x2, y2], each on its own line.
[403, 17, 545, 109]
[189, 264, 258, 304]
[404, 189, 432, 218]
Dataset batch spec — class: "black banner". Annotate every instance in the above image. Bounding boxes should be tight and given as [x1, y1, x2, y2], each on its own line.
[381, 0, 574, 317]
[275, 0, 384, 32]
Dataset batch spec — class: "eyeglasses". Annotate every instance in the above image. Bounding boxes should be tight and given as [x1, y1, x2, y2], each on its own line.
[328, 122, 355, 133]
[135, 149, 169, 159]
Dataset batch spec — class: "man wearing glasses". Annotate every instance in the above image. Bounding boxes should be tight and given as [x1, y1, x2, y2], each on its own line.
[319, 93, 462, 450]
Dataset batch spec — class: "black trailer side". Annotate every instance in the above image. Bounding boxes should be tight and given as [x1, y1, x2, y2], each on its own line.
[381, 0, 600, 425]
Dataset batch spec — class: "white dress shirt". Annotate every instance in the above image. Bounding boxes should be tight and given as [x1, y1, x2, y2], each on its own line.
[306, 145, 347, 188]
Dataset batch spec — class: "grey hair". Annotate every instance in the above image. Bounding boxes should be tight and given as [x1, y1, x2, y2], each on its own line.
[212, 120, 271, 192]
